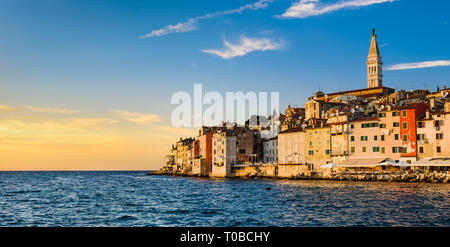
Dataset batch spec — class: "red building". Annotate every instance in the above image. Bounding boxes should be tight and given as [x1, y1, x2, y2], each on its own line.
[398, 102, 428, 160]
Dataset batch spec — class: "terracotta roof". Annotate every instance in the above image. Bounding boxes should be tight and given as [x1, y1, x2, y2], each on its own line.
[349, 116, 379, 123]
[279, 127, 304, 134]
[324, 86, 393, 97]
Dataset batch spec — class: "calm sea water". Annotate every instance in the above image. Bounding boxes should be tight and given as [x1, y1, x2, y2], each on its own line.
[0, 171, 449, 227]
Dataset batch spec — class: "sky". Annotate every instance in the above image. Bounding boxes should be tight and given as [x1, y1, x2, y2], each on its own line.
[1, 0, 449, 170]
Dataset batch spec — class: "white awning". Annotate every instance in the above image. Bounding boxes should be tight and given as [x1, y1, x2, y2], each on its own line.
[338, 158, 389, 168]
[410, 158, 450, 167]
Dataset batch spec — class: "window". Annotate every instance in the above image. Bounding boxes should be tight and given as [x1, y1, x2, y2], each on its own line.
[374, 135, 378, 141]
[325, 149, 330, 155]
[437, 146, 441, 153]
[403, 135, 408, 141]
[362, 147, 367, 152]
[419, 146, 424, 153]
[392, 147, 402, 153]
[436, 133, 444, 140]
[308, 150, 314, 155]
[373, 147, 380, 152]
[393, 122, 400, 127]
[392, 111, 400, 117]
[417, 134, 425, 140]
[360, 136, 368, 141]
[418, 122, 425, 128]
[378, 113, 386, 118]
[350, 124, 354, 129]
[381, 147, 385, 153]
[402, 110, 407, 117]
[379, 123, 386, 128]
[351, 136, 355, 142]
[381, 135, 385, 141]
[351, 147, 355, 153]
[394, 134, 399, 140]
[402, 122, 407, 129]
[362, 123, 378, 128]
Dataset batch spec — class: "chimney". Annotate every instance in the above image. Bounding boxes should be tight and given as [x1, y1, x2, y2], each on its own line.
[426, 110, 430, 119]
[430, 98, 436, 109]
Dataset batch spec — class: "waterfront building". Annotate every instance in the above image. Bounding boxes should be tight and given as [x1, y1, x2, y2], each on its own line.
[211, 131, 237, 177]
[175, 137, 194, 172]
[347, 116, 383, 159]
[304, 124, 332, 170]
[380, 102, 428, 163]
[328, 113, 352, 164]
[417, 105, 450, 160]
[262, 136, 278, 164]
[277, 127, 309, 178]
[191, 127, 215, 176]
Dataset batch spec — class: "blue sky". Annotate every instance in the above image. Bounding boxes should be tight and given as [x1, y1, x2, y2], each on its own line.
[2, 0, 450, 114]
[1, 0, 450, 169]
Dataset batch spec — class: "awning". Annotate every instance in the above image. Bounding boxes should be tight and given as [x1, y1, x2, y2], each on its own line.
[410, 158, 450, 167]
[321, 163, 337, 168]
[378, 160, 410, 167]
[338, 158, 388, 168]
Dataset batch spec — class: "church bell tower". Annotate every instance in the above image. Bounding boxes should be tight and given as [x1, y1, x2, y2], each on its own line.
[367, 29, 383, 88]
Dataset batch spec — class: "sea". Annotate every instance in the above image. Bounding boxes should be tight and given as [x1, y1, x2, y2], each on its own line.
[0, 171, 449, 227]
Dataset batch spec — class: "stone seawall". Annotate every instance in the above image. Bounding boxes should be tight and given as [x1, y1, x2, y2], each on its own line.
[324, 172, 450, 183]
[148, 170, 450, 183]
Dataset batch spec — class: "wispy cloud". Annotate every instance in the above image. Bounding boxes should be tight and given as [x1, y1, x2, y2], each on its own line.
[201, 36, 283, 59]
[385, 60, 450, 71]
[140, 0, 273, 38]
[26, 106, 80, 114]
[279, 0, 395, 19]
[113, 110, 162, 124]
[0, 105, 15, 111]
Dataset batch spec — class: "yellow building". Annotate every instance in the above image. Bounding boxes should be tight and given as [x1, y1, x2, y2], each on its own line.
[175, 137, 194, 173]
[304, 124, 332, 170]
[277, 127, 310, 178]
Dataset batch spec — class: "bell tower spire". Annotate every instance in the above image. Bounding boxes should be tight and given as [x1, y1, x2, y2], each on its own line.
[367, 28, 383, 88]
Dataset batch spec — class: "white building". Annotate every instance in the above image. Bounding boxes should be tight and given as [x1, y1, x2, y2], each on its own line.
[263, 137, 278, 164]
[211, 131, 237, 177]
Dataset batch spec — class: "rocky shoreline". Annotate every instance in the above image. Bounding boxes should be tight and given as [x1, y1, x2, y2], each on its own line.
[147, 170, 450, 183]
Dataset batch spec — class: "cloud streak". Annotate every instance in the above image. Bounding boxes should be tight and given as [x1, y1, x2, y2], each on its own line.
[140, 0, 273, 38]
[113, 110, 162, 124]
[385, 60, 450, 71]
[280, 0, 395, 19]
[0, 105, 15, 111]
[26, 106, 80, 114]
[201, 36, 283, 59]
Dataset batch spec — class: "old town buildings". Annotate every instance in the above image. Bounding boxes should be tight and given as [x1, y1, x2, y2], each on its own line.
[162, 29, 450, 177]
